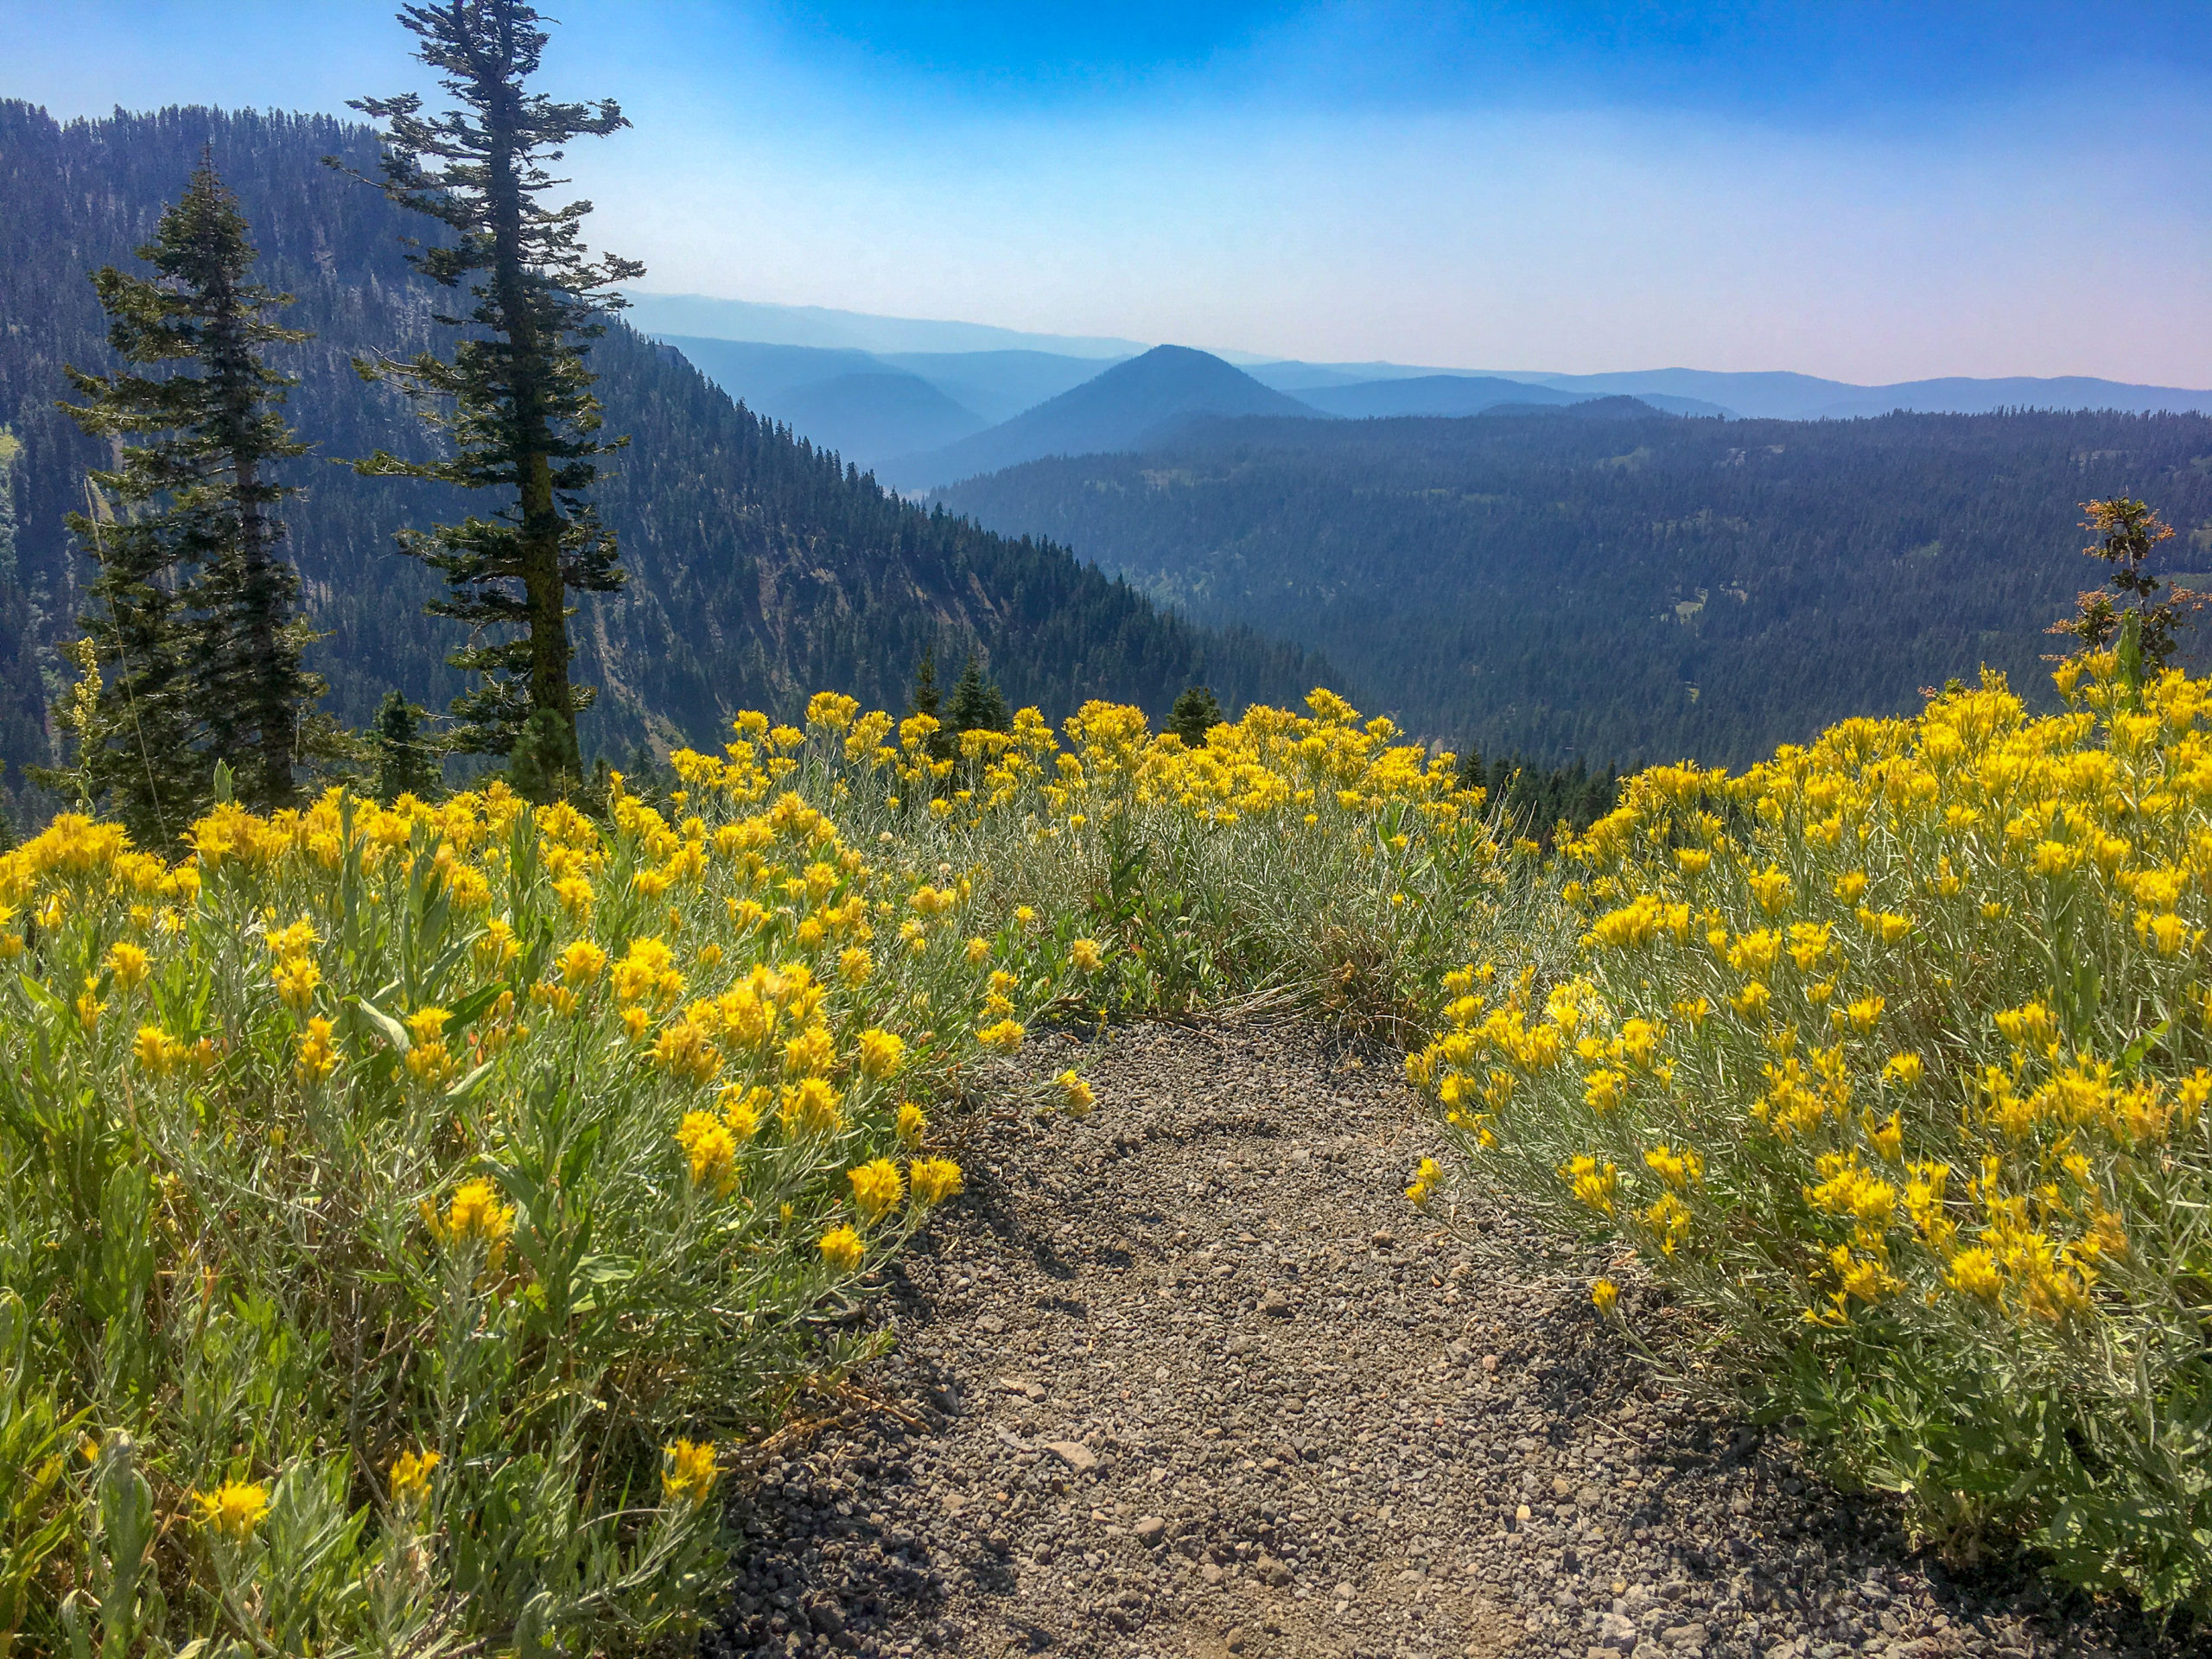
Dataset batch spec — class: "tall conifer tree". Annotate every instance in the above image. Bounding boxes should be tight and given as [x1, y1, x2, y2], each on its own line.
[346, 0, 644, 773]
[55, 157, 318, 838]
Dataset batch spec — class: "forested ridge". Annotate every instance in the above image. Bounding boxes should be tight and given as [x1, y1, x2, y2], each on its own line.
[0, 100, 1325, 807]
[939, 410, 2212, 767]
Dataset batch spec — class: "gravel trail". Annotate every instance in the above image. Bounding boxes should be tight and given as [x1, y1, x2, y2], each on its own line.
[709, 1021, 2194, 1659]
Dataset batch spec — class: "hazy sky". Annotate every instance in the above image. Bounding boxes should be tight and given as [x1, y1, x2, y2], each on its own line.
[7, 2, 2211, 383]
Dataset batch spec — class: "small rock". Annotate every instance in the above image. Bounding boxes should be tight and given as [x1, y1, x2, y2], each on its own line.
[1224, 1629, 1248, 1655]
[1260, 1290, 1292, 1317]
[1134, 1515, 1166, 1546]
[1045, 1440, 1097, 1473]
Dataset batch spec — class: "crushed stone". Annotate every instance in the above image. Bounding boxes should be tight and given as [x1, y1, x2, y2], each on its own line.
[707, 1020, 2199, 1659]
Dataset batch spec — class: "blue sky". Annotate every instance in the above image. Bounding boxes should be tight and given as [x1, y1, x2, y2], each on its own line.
[7, 3, 2211, 383]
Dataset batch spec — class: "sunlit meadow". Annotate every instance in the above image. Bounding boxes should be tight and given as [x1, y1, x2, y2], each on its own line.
[0, 689, 1509, 1655]
[1410, 653, 2212, 1615]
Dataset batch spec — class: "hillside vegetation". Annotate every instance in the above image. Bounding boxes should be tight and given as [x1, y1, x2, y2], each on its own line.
[938, 408, 2212, 766]
[0, 686, 1506, 1652]
[9, 651, 2212, 1643]
[0, 101, 1325, 805]
[1412, 651, 2212, 1614]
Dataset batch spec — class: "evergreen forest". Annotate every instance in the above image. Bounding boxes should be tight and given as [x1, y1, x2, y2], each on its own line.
[0, 99, 1326, 818]
[938, 410, 2212, 767]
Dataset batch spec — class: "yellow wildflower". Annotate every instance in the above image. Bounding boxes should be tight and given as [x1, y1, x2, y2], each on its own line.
[1406, 1155, 1441, 1207]
[818, 1224, 867, 1272]
[296, 1017, 340, 1084]
[1590, 1279, 1619, 1314]
[104, 941, 150, 994]
[677, 1109, 741, 1195]
[909, 1157, 965, 1206]
[856, 1028, 906, 1078]
[848, 1158, 904, 1224]
[662, 1439, 720, 1507]
[1564, 1154, 1618, 1217]
[780, 1077, 844, 1136]
[1947, 1248, 2004, 1301]
[390, 1448, 441, 1505]
[1056, 1070, 1096, 1115]
[559, 938, 607, 988]
[194, 1479, 271, 1540]
[423, 1178, 515, 1265]
[1643, 1145, 1702, 1189]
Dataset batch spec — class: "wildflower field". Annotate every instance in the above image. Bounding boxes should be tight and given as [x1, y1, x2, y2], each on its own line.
[10, 658, 2212, 1650]
[1412, 654, 2212, 1615]
[0, 690, 1505, 1656]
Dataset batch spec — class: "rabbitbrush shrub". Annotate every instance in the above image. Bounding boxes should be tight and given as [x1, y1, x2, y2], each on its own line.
[0, 686, 1514, 1655]
[1411, 657, 2212, 1614]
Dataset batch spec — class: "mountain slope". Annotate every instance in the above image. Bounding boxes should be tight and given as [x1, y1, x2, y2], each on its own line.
[937, 407, 2212, 768]
[0, 101, 1329, 802]
[767, 372, 987, 465]
[656, 337, 991, 465]
[1300, 375, 1585, 416]
[652, 337, 885, 404]
[885, 346, 1322, 488]
[655, 340, 1127, 463]
[1508, 368, 2212, 420]
[876, 350, 1132, 424]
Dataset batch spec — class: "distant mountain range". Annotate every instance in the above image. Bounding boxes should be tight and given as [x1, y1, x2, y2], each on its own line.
[652, 337, 1128, 467]
[644, 296, 2212, 485]
[1486, 368, 2212, 421]
[1295, 375, 1726, 420]
[880, 346, 1321, 487]
[655, 336, 1685, 482]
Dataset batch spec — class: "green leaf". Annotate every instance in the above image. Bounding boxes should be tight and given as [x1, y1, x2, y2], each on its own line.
[351, 996, 410, 1055]
[442, 1060, 496, 1104]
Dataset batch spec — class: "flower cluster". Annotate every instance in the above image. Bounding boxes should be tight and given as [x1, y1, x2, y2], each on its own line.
[1413, 661, 2212, 1611]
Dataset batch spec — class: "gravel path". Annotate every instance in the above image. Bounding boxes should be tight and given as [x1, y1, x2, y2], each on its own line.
[708, 1021, 2195, 1659]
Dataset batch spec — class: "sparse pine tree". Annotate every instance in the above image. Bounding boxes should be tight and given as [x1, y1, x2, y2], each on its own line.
[946, 653, 1010, 735]
[910, 648, 955, 761]
[2052, 498, 2201, 683]
[346, 0, 644, 773]
[505, 705, 575, 805]
[50, 157, 320, 840]
[910, 649, 942, 722]
[371, 689, 442, 802]
[1169, 684, 1224, 747]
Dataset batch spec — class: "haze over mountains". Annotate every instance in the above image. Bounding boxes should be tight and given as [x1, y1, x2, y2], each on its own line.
[639, 294, 2212, 487]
